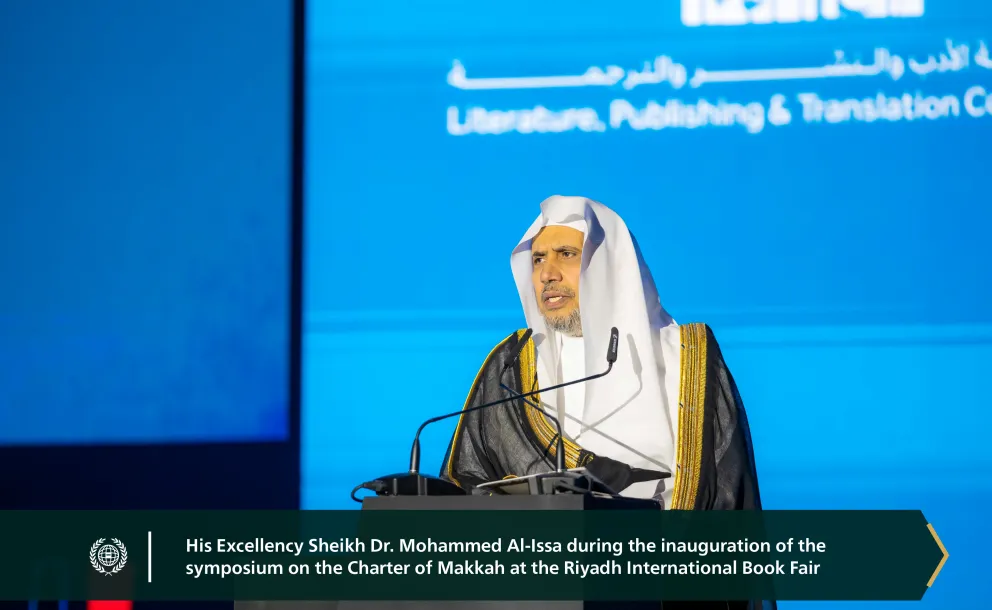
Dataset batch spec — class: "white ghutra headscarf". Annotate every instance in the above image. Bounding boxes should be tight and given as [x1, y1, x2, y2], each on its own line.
[510, 195, 683, 503]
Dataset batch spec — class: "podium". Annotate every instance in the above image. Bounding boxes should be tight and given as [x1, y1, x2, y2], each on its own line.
[358, 490, 661, 512]
[235, 492, 663, 610]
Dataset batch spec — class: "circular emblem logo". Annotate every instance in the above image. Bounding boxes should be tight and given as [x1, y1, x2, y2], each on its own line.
[90, 538, 128, 575]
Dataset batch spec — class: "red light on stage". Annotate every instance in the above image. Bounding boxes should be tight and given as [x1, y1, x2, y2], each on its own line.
[87, 603, 132, 610]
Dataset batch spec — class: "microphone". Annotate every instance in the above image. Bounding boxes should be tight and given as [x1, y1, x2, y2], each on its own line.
[407, 329, 533, 478]
[353, 327, 619, 501]
[607, 326, 619, 363]
[496, 328, 563, 474]
[498, 326, 619, 474]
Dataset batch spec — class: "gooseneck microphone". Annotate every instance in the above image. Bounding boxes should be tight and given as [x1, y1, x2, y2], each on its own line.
[351, 327, 620, 502]
[406, 329, 534, 474]
[607, 326, 619, 363]
[496, 328, 564, 473]
[498, 326, 619, 474]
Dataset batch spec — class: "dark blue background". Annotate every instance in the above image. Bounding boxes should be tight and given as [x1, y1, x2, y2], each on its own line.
[0, 6, 302, 610]
[0, 0, 293, 444]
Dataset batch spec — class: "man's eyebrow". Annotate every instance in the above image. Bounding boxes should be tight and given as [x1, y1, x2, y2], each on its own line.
[532, 245, 579, 257]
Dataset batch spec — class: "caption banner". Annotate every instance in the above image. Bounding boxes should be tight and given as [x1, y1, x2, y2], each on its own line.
[2, 508, 948, 601]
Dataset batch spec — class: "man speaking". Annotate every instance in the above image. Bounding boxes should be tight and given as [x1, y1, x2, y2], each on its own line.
[440, 195, 765, 511]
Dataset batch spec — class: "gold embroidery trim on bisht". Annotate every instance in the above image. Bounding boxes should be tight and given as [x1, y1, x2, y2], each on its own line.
[670, 323, 708, 510]
[517, 330, 584, 469]
[445, 335, 511, 488]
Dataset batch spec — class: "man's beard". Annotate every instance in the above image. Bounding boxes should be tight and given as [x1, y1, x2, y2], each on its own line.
[544, 307, 582, 337]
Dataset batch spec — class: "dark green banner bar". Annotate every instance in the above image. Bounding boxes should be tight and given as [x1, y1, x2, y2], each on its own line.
[1, 509, 947, 601]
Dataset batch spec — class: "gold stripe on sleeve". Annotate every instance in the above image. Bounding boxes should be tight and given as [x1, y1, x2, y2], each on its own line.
[670, 323, 708, 510]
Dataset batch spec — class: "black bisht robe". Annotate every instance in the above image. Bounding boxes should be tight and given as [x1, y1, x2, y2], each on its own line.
[441, 323, 764, 511]
[440, 322, 775, 610]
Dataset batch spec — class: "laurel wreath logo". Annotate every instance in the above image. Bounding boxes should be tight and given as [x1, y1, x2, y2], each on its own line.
[89, 538, 128, 575]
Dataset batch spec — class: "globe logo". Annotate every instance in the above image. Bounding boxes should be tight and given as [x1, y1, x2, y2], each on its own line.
[97, 544, 119, 567]
[90, 538, 128, 575]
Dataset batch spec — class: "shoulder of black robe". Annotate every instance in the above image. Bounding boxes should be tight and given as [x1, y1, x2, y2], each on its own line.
[672, 323, 761, 510]
[681, 322, 776, 610]
[683, 322, 765, 512]
[438, 330, 517, 490]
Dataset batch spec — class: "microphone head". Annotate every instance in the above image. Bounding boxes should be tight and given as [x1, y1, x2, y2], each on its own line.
[519, 328, 534, 345]
[607, 327, 619, 363]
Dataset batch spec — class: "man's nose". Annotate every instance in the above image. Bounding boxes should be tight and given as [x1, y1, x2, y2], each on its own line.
[540, 263, 562, 283]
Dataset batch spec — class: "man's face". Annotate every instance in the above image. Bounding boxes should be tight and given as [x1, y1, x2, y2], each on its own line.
[531, 225, 583, 336]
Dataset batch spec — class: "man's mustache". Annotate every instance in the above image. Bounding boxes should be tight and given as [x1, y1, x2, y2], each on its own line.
[541, 284, 575, 298]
